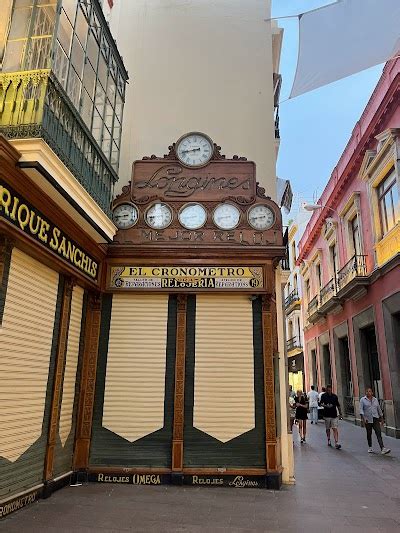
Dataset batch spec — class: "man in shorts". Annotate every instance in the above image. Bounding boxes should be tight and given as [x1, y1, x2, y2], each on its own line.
[320, 384, 342, 449]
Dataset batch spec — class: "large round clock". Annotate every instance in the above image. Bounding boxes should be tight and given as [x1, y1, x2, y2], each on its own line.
[112, 203, 139, 229]
[248, 204, 275, 230]
[145, 203, 173, 229]
[176, 132, 214, 167]
[213, 203, 241, 230]
[179, 203, 207, 229]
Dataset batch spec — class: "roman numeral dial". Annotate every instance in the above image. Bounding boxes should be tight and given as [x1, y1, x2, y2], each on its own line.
[176, 132, 214, 167]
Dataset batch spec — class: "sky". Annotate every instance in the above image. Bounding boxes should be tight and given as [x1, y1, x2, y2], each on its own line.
[272, 0, 383, 214]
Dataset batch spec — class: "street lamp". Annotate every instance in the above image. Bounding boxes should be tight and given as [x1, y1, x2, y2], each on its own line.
[302, 203, 336, 214]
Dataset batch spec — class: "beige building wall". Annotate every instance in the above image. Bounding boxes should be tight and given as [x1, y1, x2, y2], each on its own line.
[109, 0, 276, 197]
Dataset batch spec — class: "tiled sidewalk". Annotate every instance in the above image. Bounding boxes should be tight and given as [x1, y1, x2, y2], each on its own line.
[2, 421, 400, 532]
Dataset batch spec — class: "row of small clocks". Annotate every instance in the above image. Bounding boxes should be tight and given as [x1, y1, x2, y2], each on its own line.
[113, 202, 275, 231]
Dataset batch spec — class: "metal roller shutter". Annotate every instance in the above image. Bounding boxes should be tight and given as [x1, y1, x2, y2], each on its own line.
[90, 294, 177, 468]
[184, 295, 265, 467]
[0, 249, 59, 501]
[53, 286, 85, 477]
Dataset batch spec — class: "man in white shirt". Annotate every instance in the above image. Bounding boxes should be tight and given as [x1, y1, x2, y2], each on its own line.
[360, 388, 390, 455]
[307, 385, 319, 425]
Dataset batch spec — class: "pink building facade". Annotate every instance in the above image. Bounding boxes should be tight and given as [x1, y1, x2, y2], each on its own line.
[297, 59, 400, 437]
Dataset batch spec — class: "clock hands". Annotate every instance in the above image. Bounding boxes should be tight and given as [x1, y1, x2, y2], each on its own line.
[181, 147, 201, 154]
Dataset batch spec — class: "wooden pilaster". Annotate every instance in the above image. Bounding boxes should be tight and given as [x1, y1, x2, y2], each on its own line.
[172, 294, 187, 472]
[44, 277, 75, 481]
[262, 293, 278, 472]
[73, 292, 102, 470]
[0, 235, 14, 322]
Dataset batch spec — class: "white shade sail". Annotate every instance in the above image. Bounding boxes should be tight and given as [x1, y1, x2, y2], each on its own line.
[290, 0, 400, 98]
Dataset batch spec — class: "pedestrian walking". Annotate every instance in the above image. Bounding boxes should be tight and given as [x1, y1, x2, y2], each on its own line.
[318, 387, 326, 403]
[288, 394, 296, 432]
[294, 390, 308, 443]
[320, 385, 342, 449]
[360, 388, 391, 455]
[289, 384, 296, 399]
[307, 385, 319, 425]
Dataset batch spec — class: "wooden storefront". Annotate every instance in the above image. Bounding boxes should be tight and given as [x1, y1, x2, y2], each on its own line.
[76, 134, 286, 490]
[0, 138, 104, 517]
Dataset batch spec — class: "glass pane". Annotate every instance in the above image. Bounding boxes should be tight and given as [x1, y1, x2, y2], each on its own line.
[71, 36, 84, 77]
[8, 7, 32, 39]
[393, 184, 400, 222]
[67, 66, 81, 108]
[75, 5, 88, 46]
[80, 89, 93, 129]
[102, 126, 112, 158]
[86, 29, 99, 68]
[15, 0, 34, 6]
[54, 41, 69, 87]
[32, 5, 56, 36]
[113, 118, 121, 147]
[92, 108, 102, 144]
[83, 61, 96, 97]
[107, 76, 116, 106]
[25, 36, 53, 69]
[63, 0, 78, 24]
[90, 10, 101, 41]
[3, 40, 25, 71]
[115, 93, 123, 122]
[104, 99, 113, 130]
[98, 53, 107, 88]
[94, 82, 106, 116]
[58, 9, 73, 54]
[111, 142, 119, 169]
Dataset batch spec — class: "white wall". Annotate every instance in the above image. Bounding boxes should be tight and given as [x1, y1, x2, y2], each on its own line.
[109, 0, 276, 197]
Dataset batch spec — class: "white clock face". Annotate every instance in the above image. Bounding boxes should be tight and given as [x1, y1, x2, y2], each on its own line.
[179, 203, 207, 230]
[146, 203, 173, 229]
[213, 204, 241, 230]
[112, 203, 138, 229]
[176, 133, 213, 167]
[248, 205, 275, 230]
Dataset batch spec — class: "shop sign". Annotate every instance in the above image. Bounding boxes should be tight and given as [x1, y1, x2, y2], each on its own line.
[0, 490, 38, 518]
[109, 266, 263, 290]
[90, 473, 169, 485]
[185, 475, 266, 489]
[0, 182, 99, 280]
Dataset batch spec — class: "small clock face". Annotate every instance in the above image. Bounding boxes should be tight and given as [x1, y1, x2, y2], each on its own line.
[112, 203, 138, 229]
[146, 203, 173, 229]
[213, 203, 241, 230]
[176, 133, 213, 167]
[179, 203, 207, 230]
[248, 204, 275, 230]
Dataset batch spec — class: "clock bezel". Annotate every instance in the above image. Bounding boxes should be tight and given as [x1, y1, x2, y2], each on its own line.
[112, 202, 139, 230]
[175, 131, 215, 168]
[178, 202, 208, 230]
[145, 202, 174, 230]
[247, 203, 275, 231]
[212, 202, 241, 230]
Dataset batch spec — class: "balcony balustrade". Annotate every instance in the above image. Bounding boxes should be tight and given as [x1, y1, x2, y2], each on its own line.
[0, 70, 117, 216]
[337, 255, 367, 292]
[320, 277, 337, 307]
[285, 289, 300, 311]
[307, 294, 320, 322]
[287, 336, 302, 352]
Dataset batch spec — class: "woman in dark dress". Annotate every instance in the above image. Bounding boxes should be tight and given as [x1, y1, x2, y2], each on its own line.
[294, 389, 308, 443]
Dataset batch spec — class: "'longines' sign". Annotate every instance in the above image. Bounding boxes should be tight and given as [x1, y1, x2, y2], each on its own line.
[0, 182, 99, 280]
[185, 475, 266, 489]
[132, 161, 256, 201]
[110, 266, 263, 290]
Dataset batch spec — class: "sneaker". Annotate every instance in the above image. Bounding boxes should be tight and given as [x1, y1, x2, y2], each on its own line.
[335, 444, 341, 450]
[327, 441, 331, 447]
[381, 448, 391, 455]
[368, 448, 374, 453]
[300, 439, 304, 444]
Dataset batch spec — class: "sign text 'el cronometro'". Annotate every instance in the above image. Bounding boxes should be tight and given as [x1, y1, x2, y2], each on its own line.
[110, 266, 264, 290]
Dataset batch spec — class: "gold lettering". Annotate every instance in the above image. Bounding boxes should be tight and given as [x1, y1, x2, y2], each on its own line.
[10, 195, 19, 221]
[28, 212, 41, 235]
[0, 186, 11, 215]
[58, 236, 67, 256]
[98, 474, 104, 481]
[17, 204, 30, 230]
[74, 248, 82, 268]
[38, 219, 50, 243]
[49, 227, 60, 250]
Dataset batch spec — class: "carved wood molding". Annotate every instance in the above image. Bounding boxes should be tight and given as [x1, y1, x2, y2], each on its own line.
[0, 236, 15, 322]
[261, 294, 278, 472]
[172, 294, 187, 472]
[44, 277, 75, 481]
[73, 291, 102, 470]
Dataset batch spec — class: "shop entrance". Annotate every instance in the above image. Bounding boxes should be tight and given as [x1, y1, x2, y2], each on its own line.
[338, 337, 354, 416]
[360, 326, 382, 399]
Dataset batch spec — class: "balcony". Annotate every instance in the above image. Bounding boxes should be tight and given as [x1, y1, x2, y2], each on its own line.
[307, 294, 320, 323]
[280, 227, 290, 270]
[285, 289, 301, 314]
[0, 70, 116, 216]
[318, 277, 342, 315]
[336, 255, 369, 300]
[287, 336, 303, 355]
